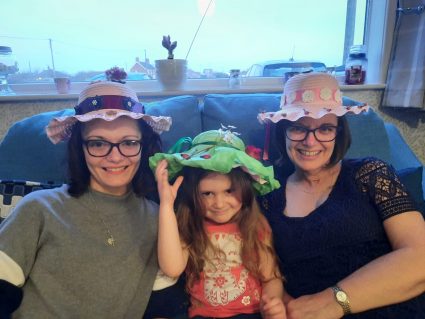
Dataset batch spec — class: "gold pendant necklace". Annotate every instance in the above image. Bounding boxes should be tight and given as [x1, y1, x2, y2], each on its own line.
[88, 192, 116, 247]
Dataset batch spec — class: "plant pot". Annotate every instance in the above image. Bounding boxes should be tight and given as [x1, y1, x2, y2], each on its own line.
[155, 59, 187, 90]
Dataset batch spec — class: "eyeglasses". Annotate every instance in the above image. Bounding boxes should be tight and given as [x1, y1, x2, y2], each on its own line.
[285, 125, 340, 142]
[83, 140, 142, 157]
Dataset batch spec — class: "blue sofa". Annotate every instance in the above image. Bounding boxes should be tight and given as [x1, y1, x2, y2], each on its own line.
[0, 93, 424, 221]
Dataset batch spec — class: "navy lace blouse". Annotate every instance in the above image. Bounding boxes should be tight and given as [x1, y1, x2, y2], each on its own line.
[260, 157, 425, 318]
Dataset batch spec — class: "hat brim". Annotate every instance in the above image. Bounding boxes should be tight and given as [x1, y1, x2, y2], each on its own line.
[46, 109, 172, 144]
[258, 103, 369, 123]
[149, 145, 280, 195]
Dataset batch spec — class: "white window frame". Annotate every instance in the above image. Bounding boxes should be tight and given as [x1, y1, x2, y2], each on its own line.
[3, 1, 394, 100]
[364, 0, 397, 84]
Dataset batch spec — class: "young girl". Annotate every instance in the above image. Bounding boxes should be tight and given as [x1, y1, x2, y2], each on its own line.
[150, 128, 286, 319]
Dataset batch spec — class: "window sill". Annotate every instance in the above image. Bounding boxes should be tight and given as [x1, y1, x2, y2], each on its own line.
[0, 78, 386, 102]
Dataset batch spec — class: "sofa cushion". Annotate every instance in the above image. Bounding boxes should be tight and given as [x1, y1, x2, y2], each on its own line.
[0, 109, 72, 183]
[146, 95, 201, 151]
[344, 107, 391, 164]
[384, 123, 422, 171]
[202, 93, 281, 149]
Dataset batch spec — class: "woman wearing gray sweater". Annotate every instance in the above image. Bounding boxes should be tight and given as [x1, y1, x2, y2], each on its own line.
[0, 78, 174, 318]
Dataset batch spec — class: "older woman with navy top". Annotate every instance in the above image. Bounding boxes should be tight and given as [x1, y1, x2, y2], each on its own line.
[258, 72, 425, 318]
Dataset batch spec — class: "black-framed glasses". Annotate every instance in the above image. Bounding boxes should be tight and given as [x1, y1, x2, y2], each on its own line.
[285, 125, 340, 142]
[83, 140, 142, 157]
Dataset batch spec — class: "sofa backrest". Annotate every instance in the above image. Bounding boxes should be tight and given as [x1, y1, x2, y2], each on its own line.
[147, 95, 202, 150]
[0, 93, 423, 218]
[0, 94, 394, 184]
[202, 93, 281, 150]
[0, 108, 72, 183]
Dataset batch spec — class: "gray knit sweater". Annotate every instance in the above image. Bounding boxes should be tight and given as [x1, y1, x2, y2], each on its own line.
[0, 185, 159, 319]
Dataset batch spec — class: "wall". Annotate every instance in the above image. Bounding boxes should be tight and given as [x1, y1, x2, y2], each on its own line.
[1, 89, 424, 164]
[0, 99, 76, 141]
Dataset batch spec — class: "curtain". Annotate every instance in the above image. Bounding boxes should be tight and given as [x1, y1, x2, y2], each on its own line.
[382, 0, 425, 109]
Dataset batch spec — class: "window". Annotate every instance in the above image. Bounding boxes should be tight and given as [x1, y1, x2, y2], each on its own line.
[0, 0, 372, 91]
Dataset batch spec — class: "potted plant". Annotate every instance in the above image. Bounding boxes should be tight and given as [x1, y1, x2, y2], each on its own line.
[155, 35, 187, 90]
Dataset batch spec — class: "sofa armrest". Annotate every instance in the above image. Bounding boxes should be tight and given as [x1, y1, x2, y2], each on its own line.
[384, 123, 422, 170]
[385, 123, 425, 211]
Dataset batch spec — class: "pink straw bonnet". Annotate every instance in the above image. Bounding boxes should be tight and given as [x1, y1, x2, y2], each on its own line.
[46, 81, 172, 144]
[258, 72, 369, 123]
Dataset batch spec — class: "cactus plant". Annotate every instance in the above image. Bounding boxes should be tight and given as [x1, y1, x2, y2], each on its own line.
[162, 35, 177, 59]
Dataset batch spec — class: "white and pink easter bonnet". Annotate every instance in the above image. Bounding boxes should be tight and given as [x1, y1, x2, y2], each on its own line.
[258, 72, 369, 124]
[46, 80, 172, 144]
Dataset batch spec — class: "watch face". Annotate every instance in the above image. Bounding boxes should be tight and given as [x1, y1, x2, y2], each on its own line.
[336, 291, 347, 302]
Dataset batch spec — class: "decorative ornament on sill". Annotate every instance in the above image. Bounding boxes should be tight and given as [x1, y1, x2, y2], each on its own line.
[162, 35, 177, 59]
[105, 66, 127, 84]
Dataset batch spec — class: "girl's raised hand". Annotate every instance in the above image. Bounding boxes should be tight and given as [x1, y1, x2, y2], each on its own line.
[155, 159, 184, 206]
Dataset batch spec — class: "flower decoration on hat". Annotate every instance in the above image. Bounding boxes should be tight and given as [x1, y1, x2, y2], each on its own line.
[218, 124, 240, 144]
[302, 90, 315, 103]
[320, 87, 332, 101]
[105, 66, 127, 84]
[334, 90, 342, 103]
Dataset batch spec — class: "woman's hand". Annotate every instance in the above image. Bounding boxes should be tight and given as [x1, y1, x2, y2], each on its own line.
[286, 289, 342, 319]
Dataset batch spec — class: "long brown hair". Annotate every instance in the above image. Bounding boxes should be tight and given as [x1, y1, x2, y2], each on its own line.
[176, 167, 279, 288]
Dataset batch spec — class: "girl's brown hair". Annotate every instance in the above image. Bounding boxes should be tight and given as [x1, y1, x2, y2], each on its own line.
[176, 167, 279, 288]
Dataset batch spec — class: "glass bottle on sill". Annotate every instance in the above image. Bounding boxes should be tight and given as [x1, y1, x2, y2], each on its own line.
[229, 69, 241, 88]
[0, 46, 18, 95]
[345, 44, 367, 85]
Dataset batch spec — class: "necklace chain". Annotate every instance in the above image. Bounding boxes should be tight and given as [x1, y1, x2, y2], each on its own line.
[289, 165, 340, 195]
[88, 192, 115, 247]
[289, 182, 334, 195]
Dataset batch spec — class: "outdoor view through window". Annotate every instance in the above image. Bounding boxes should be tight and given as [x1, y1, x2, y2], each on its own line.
[1, 0, 366, 84]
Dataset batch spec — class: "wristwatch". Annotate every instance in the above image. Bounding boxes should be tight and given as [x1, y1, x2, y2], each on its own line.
[331, 285, 352, 315]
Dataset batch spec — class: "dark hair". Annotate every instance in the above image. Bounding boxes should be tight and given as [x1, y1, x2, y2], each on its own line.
[67, 118, 162, 197]
[176, 167, 279, 288]
[274, 116, 351, 173]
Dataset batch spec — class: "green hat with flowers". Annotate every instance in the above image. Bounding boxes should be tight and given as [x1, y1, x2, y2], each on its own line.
[149, 126, 280, 195]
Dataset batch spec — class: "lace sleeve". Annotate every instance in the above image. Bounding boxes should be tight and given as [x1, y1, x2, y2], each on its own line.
[355, 158, 418, 220]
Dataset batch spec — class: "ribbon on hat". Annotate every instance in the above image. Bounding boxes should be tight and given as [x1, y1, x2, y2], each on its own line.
[75, 95, 145, 115]
[262, 121, 271, 161]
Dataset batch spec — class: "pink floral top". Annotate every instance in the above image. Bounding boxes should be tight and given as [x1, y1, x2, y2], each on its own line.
[188, 221, 262, 318]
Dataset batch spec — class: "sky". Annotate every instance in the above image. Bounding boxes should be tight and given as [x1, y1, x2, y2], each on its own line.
[0, 0, 366, 75]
